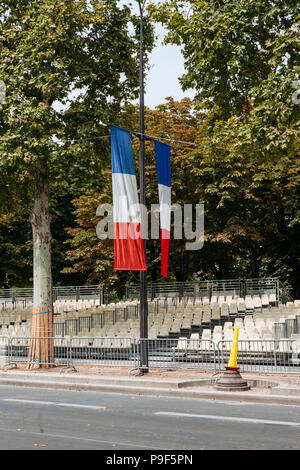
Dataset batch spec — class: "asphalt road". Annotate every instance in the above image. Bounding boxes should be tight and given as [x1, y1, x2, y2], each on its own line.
[0, 385, 299, 450]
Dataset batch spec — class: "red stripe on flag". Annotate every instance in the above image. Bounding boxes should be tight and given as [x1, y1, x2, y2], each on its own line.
[114, 223, 147, 271]
[161, 229, 170, 278]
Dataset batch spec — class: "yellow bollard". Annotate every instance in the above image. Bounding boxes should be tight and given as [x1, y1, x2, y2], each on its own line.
[215, 326, 250, 391]
[227, 327, 239, 369]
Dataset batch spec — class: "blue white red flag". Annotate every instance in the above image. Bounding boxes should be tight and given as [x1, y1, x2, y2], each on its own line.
[111, 125, 146, 271]
[154, 141, 171, 278]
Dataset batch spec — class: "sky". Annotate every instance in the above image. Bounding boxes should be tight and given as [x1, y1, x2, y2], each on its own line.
[53, 1, 194, 113]
[144, 26, 195, 109]
[120, 0, 195, 109]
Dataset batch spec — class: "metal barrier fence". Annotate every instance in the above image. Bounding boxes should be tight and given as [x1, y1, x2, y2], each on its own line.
[216, 339, 300, 374]
[69, 337, 138, 368]
[9, 336, 70, 368]
[139, 338, 216, 371]
[0, 336, 9, 366]
[0, 337, 67, 368]
[1, 337, 300, 374]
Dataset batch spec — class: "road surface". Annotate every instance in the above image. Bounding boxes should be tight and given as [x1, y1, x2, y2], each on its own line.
[0, 385, 299, 450]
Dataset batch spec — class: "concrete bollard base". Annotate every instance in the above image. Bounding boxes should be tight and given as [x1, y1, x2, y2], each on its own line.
[214, 367, 251, 392]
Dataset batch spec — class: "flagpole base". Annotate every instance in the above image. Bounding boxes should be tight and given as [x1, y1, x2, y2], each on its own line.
[214, 367, 251, 392]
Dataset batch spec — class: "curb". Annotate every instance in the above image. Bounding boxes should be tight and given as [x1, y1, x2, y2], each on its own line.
[1, 373, 300, 405]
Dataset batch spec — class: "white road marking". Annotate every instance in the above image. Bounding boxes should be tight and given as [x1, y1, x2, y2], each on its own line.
[2, 399, 106, 411]
[155, 411, 300, 427]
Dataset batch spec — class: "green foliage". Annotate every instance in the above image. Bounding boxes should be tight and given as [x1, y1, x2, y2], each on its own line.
[0, 209, 32, 287]
[145, 0, 300, 295]
[0, 0, 299, 299]
[0, 0, 154, 289]
[64, 98, 300, 296]
[63, 98, 203, 287]
[148, 0, 300, 159]
[0, 0, 154, 185]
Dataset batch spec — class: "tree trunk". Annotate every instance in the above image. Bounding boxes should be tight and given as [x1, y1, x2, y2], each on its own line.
[28, 162, 53, 369]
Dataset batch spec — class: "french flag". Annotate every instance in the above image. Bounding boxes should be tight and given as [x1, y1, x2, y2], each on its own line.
[155, 141, 171, 278]
[111, 125, 146, 271]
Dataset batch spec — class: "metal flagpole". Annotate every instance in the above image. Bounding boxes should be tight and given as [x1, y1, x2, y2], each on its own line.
[137, 0, 148, 374]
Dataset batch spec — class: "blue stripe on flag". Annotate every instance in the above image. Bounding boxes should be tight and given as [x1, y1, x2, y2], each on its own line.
[111, 125, 136, 175]
[154, 141, 171, 187]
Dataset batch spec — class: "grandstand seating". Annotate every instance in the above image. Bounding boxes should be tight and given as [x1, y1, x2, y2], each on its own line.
[0, 295, 300, 352]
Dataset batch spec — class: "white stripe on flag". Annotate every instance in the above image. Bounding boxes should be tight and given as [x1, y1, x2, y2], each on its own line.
[112, 173, 141, 223]
[158, 184, 171, 231]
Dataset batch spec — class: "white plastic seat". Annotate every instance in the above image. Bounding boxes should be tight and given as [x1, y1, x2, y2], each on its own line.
[213, 325, 222, 335]
[291, 341, 300, 353]
[237, 300, 246, 313]
[262, 335, 274, 352]
[234, 318, 244, 328]
[80, 338, 90, 347]
[213, 334, 223, 344]
[229, 302, 238, 315]
[245, 298, 254, 311]
[71, 337, 81, 347]
[220, 303, 229, 317]
[249, 340, 264, 352]
[191, 315, 201, 327]
[277, 339, 291, 353]
[53, 337, 64, 347]
[199, 339, 212, 351]
[175, 337, 188, 351]
[181, 319, 192, 329]
[236, 338, 248, 352]
[201, 329, 211, 340]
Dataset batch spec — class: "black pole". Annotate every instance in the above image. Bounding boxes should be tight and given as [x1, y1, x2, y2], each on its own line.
[137, 0, 148, 374]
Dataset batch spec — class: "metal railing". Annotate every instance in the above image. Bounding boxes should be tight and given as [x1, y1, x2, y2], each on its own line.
[1, 278, 293, 308]
[126, 278, 290, 303]
[244, 278, 293, 303]
[53, 305, 140, 337]
[126, 279, 243, 300]
[2, 336, 300, 374]
[0, 285, 104, 303]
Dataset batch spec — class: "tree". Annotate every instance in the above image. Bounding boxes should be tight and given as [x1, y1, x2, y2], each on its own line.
[64, 97, 206, 286]
[0, 0, 154, 367]
[0, 208, 32, 288]
[148, 0, 300, 158]
[64, 97, 300, 296]
[147, 0, 299, 294]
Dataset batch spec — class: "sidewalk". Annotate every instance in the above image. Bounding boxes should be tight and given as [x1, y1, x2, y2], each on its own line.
[1, 365, 300, 405]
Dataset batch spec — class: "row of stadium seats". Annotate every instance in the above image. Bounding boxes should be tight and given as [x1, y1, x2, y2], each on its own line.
[174, 335, 296, 353]
[1, 296, 299, 326]
[0, 298, 299, 342]
[3, 293, 299, 317]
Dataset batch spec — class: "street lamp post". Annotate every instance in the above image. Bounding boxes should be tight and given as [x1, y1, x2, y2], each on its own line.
[137, 0, 148, 374]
